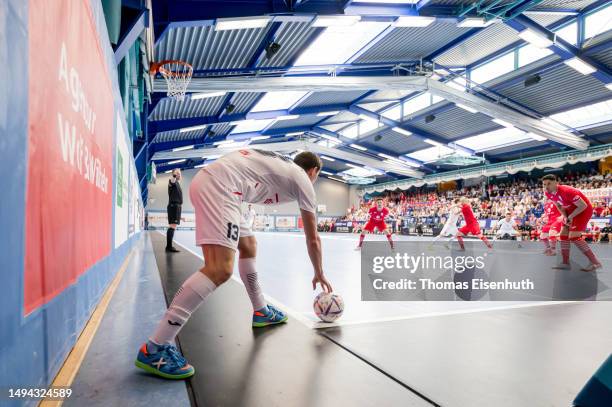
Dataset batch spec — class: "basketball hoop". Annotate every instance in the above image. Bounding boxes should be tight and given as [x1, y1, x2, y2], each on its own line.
[150, 60, 193, 101]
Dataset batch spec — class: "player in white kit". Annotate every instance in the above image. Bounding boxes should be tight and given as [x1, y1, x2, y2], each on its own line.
[136, 150, 333, 380]
[493, 212, 523, 248]
[242, 203, 257, 231]
[431, 198, 461, 246]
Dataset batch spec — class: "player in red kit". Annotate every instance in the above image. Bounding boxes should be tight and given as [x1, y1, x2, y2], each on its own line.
[356, 198, 394, 250]
[455, 197, 492, 250]
[540, 199, 563, 256]
[541, 174, 601, 271]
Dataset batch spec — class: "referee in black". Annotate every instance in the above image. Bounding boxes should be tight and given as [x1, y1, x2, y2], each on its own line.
[166, 168, 183, 252]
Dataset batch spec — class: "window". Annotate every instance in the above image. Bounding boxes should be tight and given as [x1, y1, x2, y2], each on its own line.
[554, 22, 577, 45]
[518, 44, 553, 68]
[470, 52, 514, 84]
[382, 104, 401, 120]
[549, 99, 612, 128]
[230, 119, 275, 134]
[358, 118, 379, 135]
[585, 4, 612, 40]
[340, 124, 359, 139]
[456, 128, 533, 152]
[293, 22, 390, 66]
[407, 145, 455, 162]
[251, 91, 308, 112]
[403, 93, 431, 117]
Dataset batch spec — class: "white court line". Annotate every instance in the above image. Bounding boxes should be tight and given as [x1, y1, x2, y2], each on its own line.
[163, 232, 317, 329]
[311, 301, 577, 329]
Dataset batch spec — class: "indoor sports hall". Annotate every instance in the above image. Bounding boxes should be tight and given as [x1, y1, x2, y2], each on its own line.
[2, 1, 612, 406]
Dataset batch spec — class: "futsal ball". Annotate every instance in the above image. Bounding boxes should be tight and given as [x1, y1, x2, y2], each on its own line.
[313, 292, 344, 322]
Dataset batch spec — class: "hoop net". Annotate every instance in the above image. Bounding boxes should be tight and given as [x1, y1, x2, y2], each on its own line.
[157, 60, 193, 101]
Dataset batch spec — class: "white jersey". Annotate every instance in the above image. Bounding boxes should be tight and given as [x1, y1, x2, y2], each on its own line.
[497, 218, 517, 234]
[204, 149, 317, 213]
[444, 207, 460, 227]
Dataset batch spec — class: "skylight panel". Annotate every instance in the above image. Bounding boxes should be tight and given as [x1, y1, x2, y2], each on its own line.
[250, 91, 308, 112]
[230, 119, 275, 134]
[549, 99, 612, 128]
[456, 128, 533, 152]
[293, 22, 390, 66]
[407, 145, 455, 162]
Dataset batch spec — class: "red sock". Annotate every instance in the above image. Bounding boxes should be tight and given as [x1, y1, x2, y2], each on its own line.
[549, 236, 557, 252]
[572, 237, 600, 265]
[386, 233, 394, 248]
[541, 238, 550, 250]
[358, 234, 365, 247]
[456, 235, 465, 249]
[560, 235, 570, 264]
[480, 235, 492, 248]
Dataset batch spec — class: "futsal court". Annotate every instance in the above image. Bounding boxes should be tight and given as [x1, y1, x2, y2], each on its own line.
[3, 0, 612, 406]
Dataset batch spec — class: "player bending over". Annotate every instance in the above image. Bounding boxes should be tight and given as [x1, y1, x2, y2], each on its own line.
[540, 199, 562, 256]
[432, 199, 461, 245]
[455, 197, 493, 250]
[493, 212, 522, 248]
[356, 198, 394, 250]
[136, 150, 333, 379]
[542, 174, 602, 271]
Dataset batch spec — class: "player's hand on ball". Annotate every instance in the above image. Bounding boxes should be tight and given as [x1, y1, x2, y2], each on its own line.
[312, 272, 333, 293]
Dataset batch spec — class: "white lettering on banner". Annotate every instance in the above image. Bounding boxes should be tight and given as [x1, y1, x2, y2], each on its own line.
[57, 42, 107, 194]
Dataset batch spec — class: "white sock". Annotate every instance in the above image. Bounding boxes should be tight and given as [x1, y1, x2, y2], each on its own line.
[150, 271, 216, 345]
[239, 257, 266, 311]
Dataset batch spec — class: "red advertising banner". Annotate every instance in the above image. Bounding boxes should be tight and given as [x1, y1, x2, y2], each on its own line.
[25, 0, 114, 314]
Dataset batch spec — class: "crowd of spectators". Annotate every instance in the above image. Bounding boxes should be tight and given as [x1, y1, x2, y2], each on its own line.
[318, 170, 612, 239]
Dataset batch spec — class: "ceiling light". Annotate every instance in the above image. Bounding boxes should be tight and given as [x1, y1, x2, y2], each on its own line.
[317, 111, 340, 116]
[312, 15, 361, 27]
[378, 153, 400, 161]
[164, 170, 173, 174]
[492, 118, 514, 128]
[166, 159, 186, 165]
[605, 83, 612, 91]
[457, 17, 494, 28]
[173, 145, 194, 152]
[285, 131, 304, 136]
[345, 163, 360, 168]
[423, 138, 443, 147]
[202, 154, 222, 160]
[194, 163, 208, 168]
[393, 16, 435, 28]
[215, 16, 271, 31]
[321, 155, 336, 162]
[275, 114, 300, 121]
[250, 136, 271, 141]
[320, 170, 334, 175]
[455, 103, 478, 113]
[191, 91, 227, 100]
[564, 57, 596, 75]
[349, 143, 367, 151]
[392, 127, 412, 136]
[518, 29, 553, 48]
[179, 124, 207, 133]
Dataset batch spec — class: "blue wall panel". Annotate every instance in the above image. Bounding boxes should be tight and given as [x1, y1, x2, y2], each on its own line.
[0, 1, 144, 405]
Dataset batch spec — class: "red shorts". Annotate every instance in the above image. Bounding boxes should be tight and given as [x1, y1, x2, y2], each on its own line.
[364, 220, 387, 232]
[568, 207, 593, 232]
[541, 219, 563, 234]
[459, 222, 481, 236]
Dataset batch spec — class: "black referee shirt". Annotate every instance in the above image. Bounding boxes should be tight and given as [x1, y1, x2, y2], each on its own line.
[168, 178, 183, 205]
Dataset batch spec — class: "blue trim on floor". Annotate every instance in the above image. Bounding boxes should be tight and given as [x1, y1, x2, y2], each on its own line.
[65, 233, 190, 407]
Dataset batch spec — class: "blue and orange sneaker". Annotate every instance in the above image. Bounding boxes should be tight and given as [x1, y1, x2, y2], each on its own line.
[252, 304, 288, 328]
[135, 343, 195, 379]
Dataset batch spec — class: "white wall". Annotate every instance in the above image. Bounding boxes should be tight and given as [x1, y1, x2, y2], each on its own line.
[147, 169, 350, 216]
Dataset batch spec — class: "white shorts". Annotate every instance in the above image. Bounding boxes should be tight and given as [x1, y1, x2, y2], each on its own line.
[189, 169, 252, 250]
[440, 224, 458, 236]
[497, 229, 519, 236]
